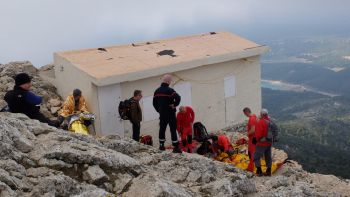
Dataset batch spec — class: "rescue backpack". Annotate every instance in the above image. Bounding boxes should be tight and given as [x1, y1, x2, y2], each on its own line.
[196, 140, 212, 155]
[193, 122, 209, 142]
[263, 119, 279, 143]
[118, 99, 132, 120]
[140, 135, 153, 146]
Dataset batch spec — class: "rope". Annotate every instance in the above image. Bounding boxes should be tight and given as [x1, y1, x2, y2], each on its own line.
[172, 67, 244, 85]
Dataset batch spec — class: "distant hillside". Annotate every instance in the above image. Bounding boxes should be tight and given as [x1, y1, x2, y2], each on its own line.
[262, 88, 350, 178]
[262, 36, 350, 67]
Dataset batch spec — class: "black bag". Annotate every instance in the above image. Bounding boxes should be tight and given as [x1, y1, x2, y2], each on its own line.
[197, 140, 212, 155]
[118, 99, 132, 120]
[193, 122, 209, 142]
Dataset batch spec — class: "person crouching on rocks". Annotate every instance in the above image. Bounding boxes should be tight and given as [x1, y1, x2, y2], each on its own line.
[210, 134, 234, 157]
[4, 73, 59, 127]
[58, 89, 90, 129]
[176, 106, 195, 153]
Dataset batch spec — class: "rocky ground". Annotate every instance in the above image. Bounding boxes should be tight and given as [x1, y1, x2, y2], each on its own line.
[1, 112, 350, 197]
[0, 61, 350, 196]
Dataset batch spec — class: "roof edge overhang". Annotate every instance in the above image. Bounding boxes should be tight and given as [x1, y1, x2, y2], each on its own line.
[88, 45, 269, 87]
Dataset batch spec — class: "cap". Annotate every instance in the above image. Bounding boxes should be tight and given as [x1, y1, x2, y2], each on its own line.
[15, 73, 32, 86]
[261, 108, 269, 115]
[73, 89, 82, 97]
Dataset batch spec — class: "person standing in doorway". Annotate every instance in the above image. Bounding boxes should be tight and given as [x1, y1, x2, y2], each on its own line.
[130, 90, 143, 142]
[153, 74, 182, 153]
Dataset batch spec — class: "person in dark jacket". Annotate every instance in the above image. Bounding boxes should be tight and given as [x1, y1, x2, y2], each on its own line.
[130, 90, 143, 142]
[153, 74, 182, 153]
[4, 73, 58, 127]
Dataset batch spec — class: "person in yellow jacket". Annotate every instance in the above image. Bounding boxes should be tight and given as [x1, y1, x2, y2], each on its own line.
[58, 89, 89, 129]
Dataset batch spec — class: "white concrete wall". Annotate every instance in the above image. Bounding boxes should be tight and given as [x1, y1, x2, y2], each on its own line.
[97, 84, 124, 136]
[53, 54, 101, 135]
[120, 56, 262, 145]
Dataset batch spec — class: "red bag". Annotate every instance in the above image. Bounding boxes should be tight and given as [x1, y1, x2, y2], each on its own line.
[235, 138, 247, 145]
[140, 135, 153, 146]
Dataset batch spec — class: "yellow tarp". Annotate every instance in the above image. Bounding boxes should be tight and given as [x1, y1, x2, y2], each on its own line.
[215, 152, 281, 174]
[69, 121, 89, 135]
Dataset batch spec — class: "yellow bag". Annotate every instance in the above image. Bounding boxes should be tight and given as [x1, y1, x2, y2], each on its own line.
[69, 120, 89, 135]
[215, 153, 281, 174]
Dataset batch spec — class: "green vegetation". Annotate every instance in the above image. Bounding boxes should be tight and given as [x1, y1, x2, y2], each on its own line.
[262, 88, 350, 178]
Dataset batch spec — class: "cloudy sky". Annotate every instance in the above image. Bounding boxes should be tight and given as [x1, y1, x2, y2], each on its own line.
[0, 0, 349, 66]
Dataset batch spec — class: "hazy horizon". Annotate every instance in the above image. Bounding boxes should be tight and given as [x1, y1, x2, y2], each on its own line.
[1, 0, 349, 67]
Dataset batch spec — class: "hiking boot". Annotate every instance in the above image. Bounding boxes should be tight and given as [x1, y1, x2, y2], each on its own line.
[256, 167, 263, 177]
[264, 167, 271, 177]
[159, 144, 165, 151]
[173, 145, 182, 154]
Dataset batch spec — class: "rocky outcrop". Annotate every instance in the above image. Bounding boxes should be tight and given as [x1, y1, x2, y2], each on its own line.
[1, 112, 350, 197]
[0, 61, 63, 117]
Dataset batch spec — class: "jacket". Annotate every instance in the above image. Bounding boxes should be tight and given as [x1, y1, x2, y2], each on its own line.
[256, 116, 272, 147]
[212, 135, 233, 153]
[176, 106, 195, 130]
[59, 95, 89, 117]
[153, 83, 181, 115]
[130, 98, 142, 123]
[4, 86, 43, 119]
[247, 114, 258, 138]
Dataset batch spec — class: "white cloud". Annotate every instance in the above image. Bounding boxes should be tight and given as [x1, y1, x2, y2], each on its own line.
[0, 0, 349, 66]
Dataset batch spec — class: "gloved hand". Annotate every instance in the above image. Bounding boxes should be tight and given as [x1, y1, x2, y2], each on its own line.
[252, 137, 257, 145]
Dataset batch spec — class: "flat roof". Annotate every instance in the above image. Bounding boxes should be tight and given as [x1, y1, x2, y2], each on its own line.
[55, 32, 269, 86]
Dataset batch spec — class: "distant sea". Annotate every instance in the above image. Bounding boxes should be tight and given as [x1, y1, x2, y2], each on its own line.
[261, 79, 338, 97]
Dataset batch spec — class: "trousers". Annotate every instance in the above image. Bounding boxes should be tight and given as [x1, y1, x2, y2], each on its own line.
[254, 145, 272, 168]
[159, 113, 178, 146]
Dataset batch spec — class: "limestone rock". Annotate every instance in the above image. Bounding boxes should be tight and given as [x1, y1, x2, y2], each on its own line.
[113, 173, 133, 194]
[0, 61, 63, 119]
[266, 175, 289, 189]
[82, 165, 109, 184]
[50, 106, 61, 114]
[14, 136, 34, 153]
[200, 178, 257, 197]
[71, 189, 114, 197]
[26, 167, 62, 178]
[124, 174, 196, 197]
[0, 181, 15, 197]
[28, 174, 84, 196]
[48, 98, 61, 107]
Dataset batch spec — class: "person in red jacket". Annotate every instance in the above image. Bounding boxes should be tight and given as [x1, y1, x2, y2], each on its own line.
[210, 134, 233, 156]
[254, 109, 272, 176]
[243, 107, 258, 172]
[176, 106, 195, 153]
